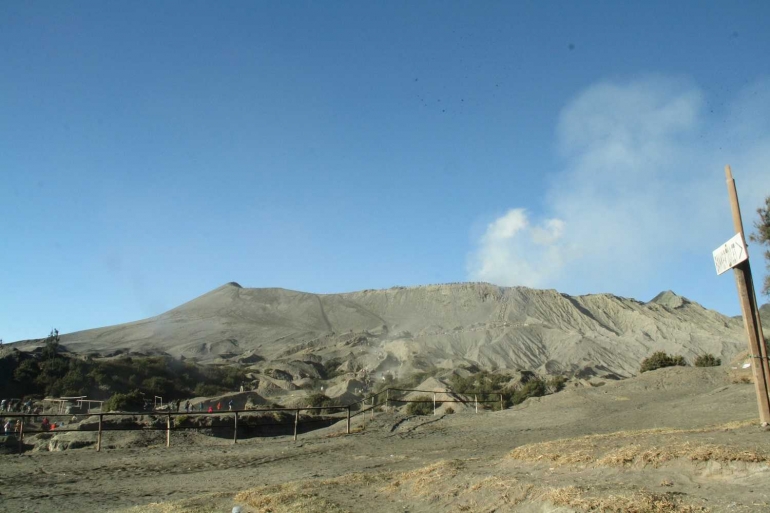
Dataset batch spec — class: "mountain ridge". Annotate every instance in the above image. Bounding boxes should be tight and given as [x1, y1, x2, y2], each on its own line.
[11, 282, 752, 379]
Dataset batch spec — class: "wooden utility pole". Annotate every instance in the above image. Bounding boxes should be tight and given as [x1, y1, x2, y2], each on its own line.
[724, 165, 770, 426]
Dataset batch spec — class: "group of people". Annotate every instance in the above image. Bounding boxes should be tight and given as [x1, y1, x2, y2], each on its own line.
[3, 416, 58, 436]
[0, 399, 41, 414]
[3, 418, 21, 435]
[0, 398, 40, 416]
[1, 398, 35, 413]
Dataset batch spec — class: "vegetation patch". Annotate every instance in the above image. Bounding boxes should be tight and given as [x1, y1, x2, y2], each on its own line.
[235, 482, 348, 513]
[405, 395, 435, 415]
[305, 393, 340, 415]
[539, 485, 706, 513]
[449, 370, 567, 408]
[0, 331, 247, 408]
[640, 352, 687, 373]
[385, 459, 464, 494]
[694, 354, 721, 367]
[509, 420, 763, 469]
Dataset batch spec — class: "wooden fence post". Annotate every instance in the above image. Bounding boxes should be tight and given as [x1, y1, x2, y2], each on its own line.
[386, 390, 389, 412]
[166, 414, 171, 448]
[233, 411, 238, 444]
[500, 394, 504, 411]
[18, 420, 24, 454]
[97, 414, 103, 452]
[346, 406, 351, 434]
[371, 396, 374, 420]
[293, 409, 299, 441]
[475, 394, 478, 414]
[433, 393, 436, 415]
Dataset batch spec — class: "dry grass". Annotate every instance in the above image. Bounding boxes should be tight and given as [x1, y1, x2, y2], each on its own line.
[539, 485, 706, 513]
[597, 442, 768, 468]
[465, 476, 535, 507]
[509, 420, 762, 468]
[509, 437, 596, 465]
[385, 459, 464, 493]
[116, 492, 232, 513]
[228, 471, 389, 513]
[234, 482, 349, 513]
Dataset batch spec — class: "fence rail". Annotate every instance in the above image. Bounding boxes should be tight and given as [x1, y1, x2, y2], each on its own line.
[1, 387, 504, 453]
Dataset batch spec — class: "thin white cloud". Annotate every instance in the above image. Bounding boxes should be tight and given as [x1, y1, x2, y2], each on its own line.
[468, 76, 770, 297]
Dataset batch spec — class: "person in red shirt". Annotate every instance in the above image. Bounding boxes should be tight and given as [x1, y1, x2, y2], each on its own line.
[207, 406, 213, 413]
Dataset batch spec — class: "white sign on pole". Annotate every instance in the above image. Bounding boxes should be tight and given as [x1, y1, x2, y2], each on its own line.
[712, 232, 748, 275]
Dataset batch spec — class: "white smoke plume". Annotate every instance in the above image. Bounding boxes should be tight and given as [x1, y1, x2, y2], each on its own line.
[468, 76, 770, 301]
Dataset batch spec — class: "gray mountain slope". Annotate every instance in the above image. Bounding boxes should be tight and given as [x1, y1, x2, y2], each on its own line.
[26, 282, 751, 378]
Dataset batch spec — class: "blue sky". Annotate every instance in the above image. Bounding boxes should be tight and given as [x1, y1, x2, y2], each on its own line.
[2, 1, 770, 342]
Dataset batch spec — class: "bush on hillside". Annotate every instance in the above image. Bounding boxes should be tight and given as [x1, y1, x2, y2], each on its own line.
[321, 358, 344, 380]
[305, 393, 338, 415]
[511, 378, 547, 405]
[103, 390, 145, 412]
[373, 371, 431, 395]
[449, 370, 568, 409]
[0, 340, 248, 403]
[194, 383, 223, 397]
[546, 375, 568, 393]
[694, 354, 721, 367]
[640, 351, 687, 373]
[406, 396, 434, 415]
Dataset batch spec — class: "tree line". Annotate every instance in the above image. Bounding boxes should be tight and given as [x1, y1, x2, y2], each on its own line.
[0, 330, 246, 403]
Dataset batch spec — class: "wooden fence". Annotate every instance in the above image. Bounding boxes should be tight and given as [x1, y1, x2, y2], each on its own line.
[1, 387, 504, 453]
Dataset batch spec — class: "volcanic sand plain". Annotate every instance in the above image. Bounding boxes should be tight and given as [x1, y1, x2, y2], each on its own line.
[2, 366, 770, 513]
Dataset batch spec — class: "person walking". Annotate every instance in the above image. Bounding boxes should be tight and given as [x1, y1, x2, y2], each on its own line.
[185, 400, 190, 413]
[4, 420, 12, 435]
[228, 400, 233, 411]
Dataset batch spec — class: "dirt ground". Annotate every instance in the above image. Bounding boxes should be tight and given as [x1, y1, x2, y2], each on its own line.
[2, 367, 769, 513]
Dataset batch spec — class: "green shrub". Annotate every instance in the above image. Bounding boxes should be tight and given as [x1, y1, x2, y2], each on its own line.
[305, 393, 337, 415]
[103, 390, 145, 412]
[373, 371, 431, 395]
[694, 354, 721, 367]
[0, 337, 250, 402]
[321, 358, 344, 380]
[406, 396, 434, 415]
[546, 375, 568, 393]
[194, 383, 223, 397]
[640, 352, 688, 373]
[511, 378, 547, 405]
